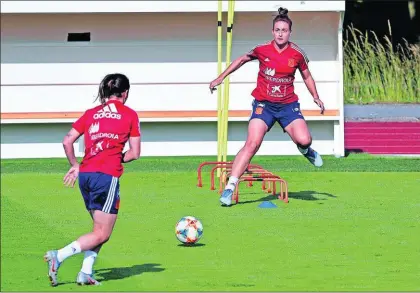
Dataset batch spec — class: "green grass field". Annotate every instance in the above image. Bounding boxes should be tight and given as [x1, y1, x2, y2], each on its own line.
[1, 154, 420, 291]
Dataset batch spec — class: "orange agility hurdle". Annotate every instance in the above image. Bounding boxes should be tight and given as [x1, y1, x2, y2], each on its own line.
[218, 168, 277, 194]
[234, 177, 289, 204]
[210, 163, 267, 191]
[197, 161, 266, 188]
[197, 160, 288, 205]
[197, 161, 233, 187]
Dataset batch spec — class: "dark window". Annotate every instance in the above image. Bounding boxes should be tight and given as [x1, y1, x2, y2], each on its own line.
[67, 32, 91, 42]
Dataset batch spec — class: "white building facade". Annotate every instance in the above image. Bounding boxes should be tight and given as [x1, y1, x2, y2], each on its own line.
[1, 1, 346, 158]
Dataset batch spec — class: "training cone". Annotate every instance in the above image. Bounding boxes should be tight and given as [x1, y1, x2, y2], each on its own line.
[258, 201, 277, 208]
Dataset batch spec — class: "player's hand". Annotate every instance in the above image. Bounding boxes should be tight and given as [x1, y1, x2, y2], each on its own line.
[313, 97, 325, 115]
[64, 164, 79, 188]
[209, 77, 224, 94]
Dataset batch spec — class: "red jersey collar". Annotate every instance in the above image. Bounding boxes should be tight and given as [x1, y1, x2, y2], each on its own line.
[271, 40, 290, 54]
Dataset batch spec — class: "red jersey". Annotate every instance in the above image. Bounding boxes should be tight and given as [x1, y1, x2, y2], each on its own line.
[72, 100, 141, 178]
[248, 41, 309, 104]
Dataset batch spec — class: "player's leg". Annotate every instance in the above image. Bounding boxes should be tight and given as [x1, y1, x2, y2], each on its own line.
[76, 209, 118, 285]
[44, 173, 120, 286]
[280, 102, 323, 167]
[75, 174, 120, 285]
[226, 119, 268, 182]
[220, 101, 274, 206]
[78, 210, 103, 284]
[72, 174, 119, 252]
[44, 173, 92, 287]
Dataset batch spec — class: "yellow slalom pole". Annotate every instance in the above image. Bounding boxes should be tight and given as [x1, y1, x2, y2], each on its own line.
[216, 0, 223, 177]
[221, 0, 235, 165]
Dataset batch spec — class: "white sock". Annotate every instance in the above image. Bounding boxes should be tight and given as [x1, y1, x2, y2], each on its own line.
[225, 176, 239, 191]
[298, 146, 309, 155]
[57, 241, 82, 262]
[81, 250, 97, 275]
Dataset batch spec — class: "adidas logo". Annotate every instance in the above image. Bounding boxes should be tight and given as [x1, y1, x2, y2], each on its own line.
[88, 122, 100, 134]
[93, 103, 121, 120]
[264, 58, 270, 62]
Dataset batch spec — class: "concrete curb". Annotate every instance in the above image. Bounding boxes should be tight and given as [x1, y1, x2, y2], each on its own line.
[344, 104, 420, 122]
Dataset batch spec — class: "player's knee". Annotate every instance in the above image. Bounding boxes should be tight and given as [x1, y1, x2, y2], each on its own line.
[93, 226, 112, 244]
[244, 140, 260, 154]
[96, 231, 111, 244]
[296, 135, 312, 148]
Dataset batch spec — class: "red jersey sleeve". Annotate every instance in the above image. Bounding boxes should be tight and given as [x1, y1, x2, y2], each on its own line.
[130, 112, 141, 137]
[246, 45, 260, 60]
[72, 111, 88, 134]
[298, 51, 309, 72]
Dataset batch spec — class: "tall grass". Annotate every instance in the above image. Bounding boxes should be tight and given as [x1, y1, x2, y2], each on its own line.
[344, 24, 420, 104]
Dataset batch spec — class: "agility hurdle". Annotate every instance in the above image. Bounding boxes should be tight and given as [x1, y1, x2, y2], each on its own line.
[196, 161, 289, 204]
[197, 161, 265, 190]
[234, 178, 289, 204]
[197, 161, 233, 187]
[209, 163, 265, 190]
[218, 167, 278, 194]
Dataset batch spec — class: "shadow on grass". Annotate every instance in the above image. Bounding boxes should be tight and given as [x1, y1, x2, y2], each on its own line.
[177, 243, 206, 248]
[237, 190, 336, 204]
[345, 148, 364, 157]
[289, 190, 337, 201]
[95, 263, 165, 282]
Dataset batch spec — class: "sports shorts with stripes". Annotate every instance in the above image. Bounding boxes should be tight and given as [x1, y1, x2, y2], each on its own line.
[78, 172, 120, 214]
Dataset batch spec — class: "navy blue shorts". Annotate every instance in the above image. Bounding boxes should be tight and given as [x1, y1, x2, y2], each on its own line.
[249, 100, 305, 132]
[78, 172, 120, 214]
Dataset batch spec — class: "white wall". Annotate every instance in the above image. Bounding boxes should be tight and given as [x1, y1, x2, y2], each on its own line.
[1, 12, 341, 112]
[0, 121, 335, 158]
[0, 10, 344, 158]
[1, 1, 346, 13]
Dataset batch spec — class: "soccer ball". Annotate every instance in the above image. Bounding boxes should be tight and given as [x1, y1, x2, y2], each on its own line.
[175, 216, 203, 245]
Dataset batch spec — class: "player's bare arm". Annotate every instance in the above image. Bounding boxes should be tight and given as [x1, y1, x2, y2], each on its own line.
[209, 54, 254, 93]
[63, 128, 82, 167]
[62, 128, 82, 187]
[122, 136, 141, 163]
[300, 68, 325, 114]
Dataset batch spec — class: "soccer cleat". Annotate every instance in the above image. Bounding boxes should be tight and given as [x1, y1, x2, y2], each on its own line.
[76, 271, 101, 286]
[219, 189, 233, 206]
[304, 147, 323, 167]
[44, 250, 61, 287]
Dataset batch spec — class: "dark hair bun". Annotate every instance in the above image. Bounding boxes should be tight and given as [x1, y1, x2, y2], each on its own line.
[278, 7, 288, 16]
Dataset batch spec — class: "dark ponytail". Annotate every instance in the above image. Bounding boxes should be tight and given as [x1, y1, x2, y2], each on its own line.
[95, 73, 130, 105]
[273, 7, 292, 30]
[278, 7, 288, 16]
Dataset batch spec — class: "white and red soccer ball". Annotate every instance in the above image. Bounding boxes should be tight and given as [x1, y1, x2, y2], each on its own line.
[175, 216, 203, 245]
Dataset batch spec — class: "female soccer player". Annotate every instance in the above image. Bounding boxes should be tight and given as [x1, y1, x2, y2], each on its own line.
[209, 7, 325, 207]
[44, 73, 141, 286]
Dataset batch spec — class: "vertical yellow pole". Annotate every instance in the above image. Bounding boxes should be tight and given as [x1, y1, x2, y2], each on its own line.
[222, 0, 235, 165]
[216, 0, 223, 177]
